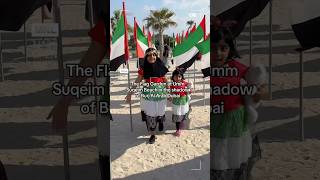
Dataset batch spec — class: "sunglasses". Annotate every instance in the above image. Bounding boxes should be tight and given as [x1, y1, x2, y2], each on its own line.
[146, 52, 157, 57]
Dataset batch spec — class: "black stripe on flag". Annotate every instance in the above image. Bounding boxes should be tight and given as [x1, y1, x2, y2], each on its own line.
[201, 67, 210, 78]
[177, 52, 200, 73]
[215, 0, 270, 37]
[292, 17, 320, 50]
[110, 55, 126, 71]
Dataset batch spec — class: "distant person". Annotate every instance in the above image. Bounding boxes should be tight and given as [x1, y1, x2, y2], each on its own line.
[163, 44, 171, 68]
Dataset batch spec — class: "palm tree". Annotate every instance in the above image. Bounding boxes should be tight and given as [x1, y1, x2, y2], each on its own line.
[111, 10, 121, 33]
[144, 8, 177, 59]
[111, 10, 133, 34]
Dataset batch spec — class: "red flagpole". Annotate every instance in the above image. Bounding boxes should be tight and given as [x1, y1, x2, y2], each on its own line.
[122, 1, 129, 61]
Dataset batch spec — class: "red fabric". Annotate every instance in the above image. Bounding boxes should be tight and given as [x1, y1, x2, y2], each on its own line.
[88, 19, 106, 48]
[210, 60, 249, 112]
[138, 68, 144, 76]
[170, 80, 190, 97]
[144, 77, 166, 83]
[138, 68, 166, 82]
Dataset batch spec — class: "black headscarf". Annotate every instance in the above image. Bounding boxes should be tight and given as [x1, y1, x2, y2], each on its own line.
[143, 48, 169, 79]
[171, 68, 185, 81]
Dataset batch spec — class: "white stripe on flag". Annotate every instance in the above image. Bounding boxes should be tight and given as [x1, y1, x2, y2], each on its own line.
[201, 53, 210, 70]
[110, 35, 125, 60]
[137, 39, 149, 53]
[174, 46, 199, 66]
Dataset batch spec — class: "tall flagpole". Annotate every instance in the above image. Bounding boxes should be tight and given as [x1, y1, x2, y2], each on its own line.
[88, 1, 110, 180]
[249, 20, 252, 65]
[0, 31, 3, 81]
[24, 23, 28, 63]
[193, 61, 196, 91]
[123, 1, 133, 132]
[53, 0, 70, 180]
[268, 0, 273, 100]
[203, 77, 205, 106]
[299, 50, 304, 141]
[127, 61, 133, 132]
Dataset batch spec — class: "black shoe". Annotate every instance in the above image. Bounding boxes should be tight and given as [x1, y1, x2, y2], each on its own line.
[148, 135, 156, 144]
[158, 122, 164, 131]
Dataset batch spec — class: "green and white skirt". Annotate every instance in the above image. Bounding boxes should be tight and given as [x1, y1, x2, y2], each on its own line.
[140, 83, 167, 130]
[211, 106, 252, 170]
[172, 95, 190, 122]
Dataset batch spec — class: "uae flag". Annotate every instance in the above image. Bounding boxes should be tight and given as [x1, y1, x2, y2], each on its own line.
[147, 31, 155, 48]
[212, 0, 270, 37]
[134, 18, 149, 67]
[173, 16, 206, 72]
[290, 0, 320, 50]
[110, 3, 129, 71]
[195, 36, 210, 77]
[175, 33, 180, 45]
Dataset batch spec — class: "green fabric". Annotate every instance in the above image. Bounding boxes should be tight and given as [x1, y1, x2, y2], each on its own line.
[141, 83, 167, 101]
[172, 95, 189, 105]
[112, 14, 125, 44]
[211, 106, 248, 138]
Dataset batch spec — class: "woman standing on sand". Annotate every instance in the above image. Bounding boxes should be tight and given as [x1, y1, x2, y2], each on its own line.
[125, 48, 169, 144]
[210, 17, 264, 180]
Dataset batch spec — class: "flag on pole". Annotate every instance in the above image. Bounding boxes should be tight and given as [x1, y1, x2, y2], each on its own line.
[181, 30, 184, 42]
[134, 18, 149, 59]
[110, 2, 129, 71]
[191, 24, 196, 33]
[185, 29, 189, 39]
[173, 15, 206, 71]
[147, 30, 155, 48]
[175, 33, 179, 45]
[212, 0, 270, 37]
[195, 36, 210, 77]
[290, 0, 320, 50]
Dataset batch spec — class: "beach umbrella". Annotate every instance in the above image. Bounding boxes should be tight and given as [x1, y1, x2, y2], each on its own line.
[0, 0, 51, 31]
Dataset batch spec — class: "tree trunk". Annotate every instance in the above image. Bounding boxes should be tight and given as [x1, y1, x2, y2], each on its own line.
[159, 29, 164, 60]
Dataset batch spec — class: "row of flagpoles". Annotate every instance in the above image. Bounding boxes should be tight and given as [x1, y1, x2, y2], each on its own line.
[110, 1, 210, 74]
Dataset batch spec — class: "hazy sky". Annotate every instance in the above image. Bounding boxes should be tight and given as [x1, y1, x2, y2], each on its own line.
[110, 0, 210, 36]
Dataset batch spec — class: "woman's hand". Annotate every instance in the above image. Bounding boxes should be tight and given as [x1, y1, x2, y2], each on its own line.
[47, 99, 70, 131]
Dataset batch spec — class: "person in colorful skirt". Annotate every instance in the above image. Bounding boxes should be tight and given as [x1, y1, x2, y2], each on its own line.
[168, 68, 192, 136]
[126, 48, 169, 144]
[210, 19, 264, 179]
